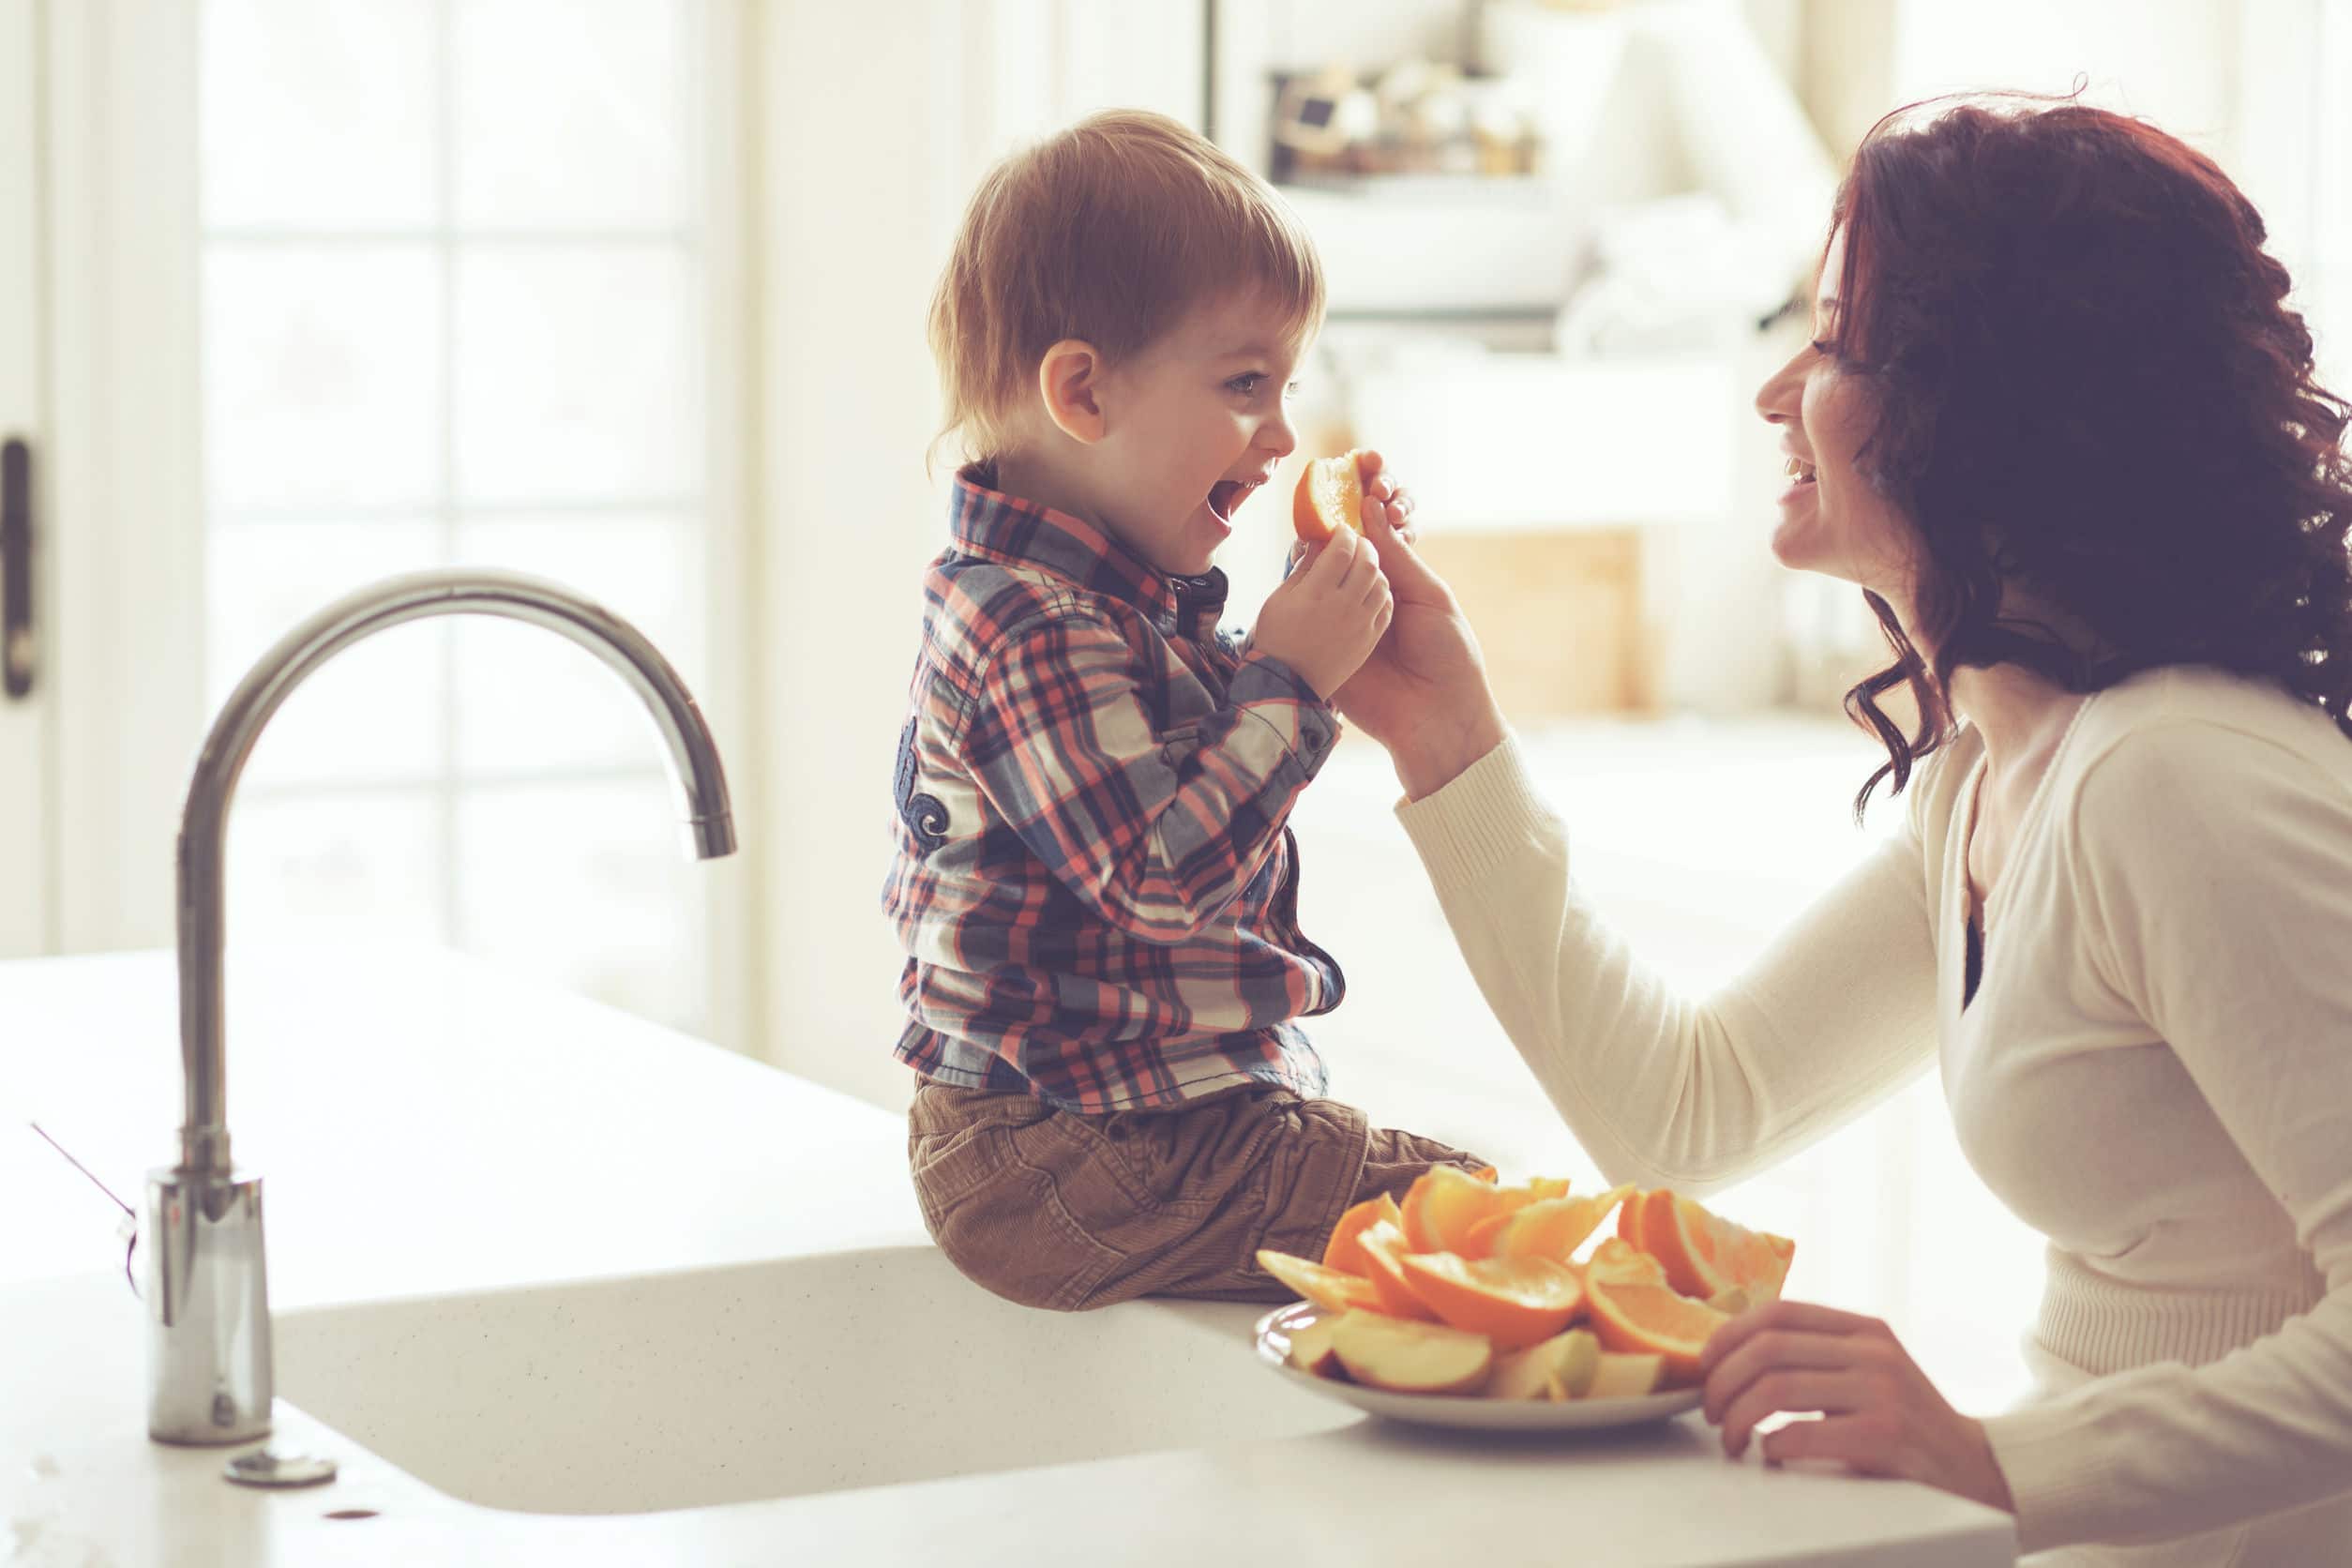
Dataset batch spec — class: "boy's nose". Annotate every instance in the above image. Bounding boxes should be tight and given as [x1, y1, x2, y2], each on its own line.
[1261, 416, 1299, 460]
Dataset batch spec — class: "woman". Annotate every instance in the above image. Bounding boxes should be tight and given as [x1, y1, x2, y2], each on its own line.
[1338, 98, 2352, 1565]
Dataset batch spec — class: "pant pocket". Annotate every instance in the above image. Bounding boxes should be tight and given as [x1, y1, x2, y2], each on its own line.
[912, 1120, 1124, 1312]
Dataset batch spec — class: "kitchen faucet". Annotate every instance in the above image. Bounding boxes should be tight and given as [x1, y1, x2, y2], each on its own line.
[146, 569, 735, 1450]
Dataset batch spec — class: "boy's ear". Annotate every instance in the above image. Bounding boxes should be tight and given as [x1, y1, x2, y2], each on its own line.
[1036, 339, 1108, 445]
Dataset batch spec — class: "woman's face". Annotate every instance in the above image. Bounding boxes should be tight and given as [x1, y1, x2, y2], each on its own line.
[1753, 227, 1920, 605]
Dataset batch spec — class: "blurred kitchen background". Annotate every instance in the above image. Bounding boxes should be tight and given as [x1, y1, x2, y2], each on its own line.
[4, 0, 2347, 1413]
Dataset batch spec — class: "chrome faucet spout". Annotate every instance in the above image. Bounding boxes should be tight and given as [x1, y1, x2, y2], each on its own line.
[148, 568, 735, 1445]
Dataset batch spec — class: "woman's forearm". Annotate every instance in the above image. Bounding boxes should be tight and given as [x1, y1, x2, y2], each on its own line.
[1391, 701, 1510, 802]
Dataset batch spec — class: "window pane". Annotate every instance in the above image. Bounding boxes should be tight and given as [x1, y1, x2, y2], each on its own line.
[448, 514, 705, 775]
[454, 0, 690, 231]
[207, 520, 447, 788]
[228, 788, 445, 951]
[201, 0, 438, 230]
[455, 777, 705, 1033]
[452, 248, 697, 505]
[204, 245, 444, 510]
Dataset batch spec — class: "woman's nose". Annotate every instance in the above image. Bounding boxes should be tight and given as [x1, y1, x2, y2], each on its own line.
[1754, 353, 1803, 425]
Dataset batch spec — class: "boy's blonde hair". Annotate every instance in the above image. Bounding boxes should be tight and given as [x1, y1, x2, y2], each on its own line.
[928, 110, 1326, 468]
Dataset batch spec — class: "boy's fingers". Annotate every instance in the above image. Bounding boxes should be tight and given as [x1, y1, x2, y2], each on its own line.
[1306, 525, 1360, 583]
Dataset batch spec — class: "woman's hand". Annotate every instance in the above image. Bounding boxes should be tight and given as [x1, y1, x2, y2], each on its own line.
[1698, 1299, 2017, 1515]
[1309, 449, 1507, 799]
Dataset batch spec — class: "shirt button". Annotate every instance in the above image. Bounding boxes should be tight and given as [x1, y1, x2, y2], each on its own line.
[1303, 725, 1326, 748]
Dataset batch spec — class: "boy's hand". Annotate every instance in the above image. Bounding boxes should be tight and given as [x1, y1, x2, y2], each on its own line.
[1251, 525, 1394, 700]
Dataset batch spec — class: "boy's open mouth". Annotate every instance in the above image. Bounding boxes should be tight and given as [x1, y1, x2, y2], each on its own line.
[1206, 479, 1259, 523]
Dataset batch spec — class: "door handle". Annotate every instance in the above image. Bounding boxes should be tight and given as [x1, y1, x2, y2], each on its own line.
[2, 437, 30, 700]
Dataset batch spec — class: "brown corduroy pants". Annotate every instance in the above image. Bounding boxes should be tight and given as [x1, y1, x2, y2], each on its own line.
[907, 1078, 1490, 1312]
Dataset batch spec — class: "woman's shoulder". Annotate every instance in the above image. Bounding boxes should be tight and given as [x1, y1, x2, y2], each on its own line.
[2059, 664, 2352, 845]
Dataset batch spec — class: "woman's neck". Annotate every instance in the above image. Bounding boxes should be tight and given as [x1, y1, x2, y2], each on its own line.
[1945, 662, 2084, 780]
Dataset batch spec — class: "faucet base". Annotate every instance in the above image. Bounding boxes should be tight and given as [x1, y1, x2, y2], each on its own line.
[144, 1168, 274, 1445]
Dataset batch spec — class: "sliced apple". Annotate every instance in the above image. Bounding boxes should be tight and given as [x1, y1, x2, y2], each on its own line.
[1584, 1350, 1666, 1399]
[1329, 1309, 1493, 1395]
[1543, 1329, 1603, 1400]
[1285, 1315, 1346, 1379]
[1487, 1327, 1603, 1401]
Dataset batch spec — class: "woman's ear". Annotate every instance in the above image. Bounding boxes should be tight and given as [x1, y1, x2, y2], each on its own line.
[1036, 339, 1108, 445]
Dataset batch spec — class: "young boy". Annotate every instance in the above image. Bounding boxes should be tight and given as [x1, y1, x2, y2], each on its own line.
[885, 110, 1488, 1312]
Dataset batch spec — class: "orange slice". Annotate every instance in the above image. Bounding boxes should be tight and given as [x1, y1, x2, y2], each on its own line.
[1455, 1176, 1572, 1260]
[1322, 1192, 1405, 1278]
[1493, 1183, 1636, 1265]
[1636, 1190, 1796, 1303]
[1616, 1184, 1652, 1251]
[1292, 450, 1366, 544]
[1353, 1219, 1440, 1321]
[1583, 1273, 1733, 1385]
[1396, 1252, 1587, 1351]
[1402, 1165, 1508, 1256]
[1254, 1248, 1384, 1316]
[1583, 1237, 1667, 1287]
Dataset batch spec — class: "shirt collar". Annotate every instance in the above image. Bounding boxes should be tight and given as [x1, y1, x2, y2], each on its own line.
[949, 463, 1227, 634]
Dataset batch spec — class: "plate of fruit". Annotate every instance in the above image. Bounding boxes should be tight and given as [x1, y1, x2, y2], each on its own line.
[1252, 1168, 1795, 1432]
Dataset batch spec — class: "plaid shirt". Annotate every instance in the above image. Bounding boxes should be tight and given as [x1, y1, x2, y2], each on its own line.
[883, 466, 1346, 1113]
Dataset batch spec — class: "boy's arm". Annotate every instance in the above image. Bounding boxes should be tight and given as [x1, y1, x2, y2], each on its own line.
[960, 611, 1336, 944]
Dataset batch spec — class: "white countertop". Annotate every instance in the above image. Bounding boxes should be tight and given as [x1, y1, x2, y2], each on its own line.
[2, 946, 2017, 1565]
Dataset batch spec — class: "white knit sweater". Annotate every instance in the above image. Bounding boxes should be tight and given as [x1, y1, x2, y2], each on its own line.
[1395, 665, 2352, 1558]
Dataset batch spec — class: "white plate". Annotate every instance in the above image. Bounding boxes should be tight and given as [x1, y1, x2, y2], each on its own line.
[1254, 1302, 1705, 1432]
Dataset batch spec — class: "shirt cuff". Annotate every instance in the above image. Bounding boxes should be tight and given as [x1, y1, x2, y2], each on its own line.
[1979, 1399, 2124, 1555]
[1394, 731, 1553, 892]
[1229, 650, 1340, 773]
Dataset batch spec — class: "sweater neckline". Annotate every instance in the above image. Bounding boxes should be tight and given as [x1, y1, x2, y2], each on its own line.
[1955, 691, 2096, 950]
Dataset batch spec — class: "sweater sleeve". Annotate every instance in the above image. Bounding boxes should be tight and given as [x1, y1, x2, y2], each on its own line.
[1980, 722, 2352, 1552]
[1395, 734, 1940, 1197]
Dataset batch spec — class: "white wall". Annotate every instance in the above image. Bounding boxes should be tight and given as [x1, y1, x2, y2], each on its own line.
[748, 1, 1206, 1108]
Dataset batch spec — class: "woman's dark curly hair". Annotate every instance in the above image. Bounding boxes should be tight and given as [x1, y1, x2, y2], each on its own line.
[1825, 93, 2352, 819]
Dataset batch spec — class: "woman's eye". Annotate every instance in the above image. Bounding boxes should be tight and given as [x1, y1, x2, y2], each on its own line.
[1809, 339, 1836, 358]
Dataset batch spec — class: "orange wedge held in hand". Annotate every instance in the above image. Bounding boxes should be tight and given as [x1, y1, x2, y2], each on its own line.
[1292, 450, 1368, 544]
[1396, 1252, 1587, 1351]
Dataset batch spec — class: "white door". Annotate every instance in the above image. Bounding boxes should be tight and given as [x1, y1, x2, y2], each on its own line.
[0, 0, 51, 959]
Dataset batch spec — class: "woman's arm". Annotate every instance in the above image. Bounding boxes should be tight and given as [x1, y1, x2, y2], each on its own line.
[1396, 736, 1940, 1196]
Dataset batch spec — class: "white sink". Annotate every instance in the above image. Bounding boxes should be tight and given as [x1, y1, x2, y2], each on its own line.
[274, 1244, 1358, 1515]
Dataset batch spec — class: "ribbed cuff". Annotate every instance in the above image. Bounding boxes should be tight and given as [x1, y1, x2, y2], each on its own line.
[1394, 733, 1558, 890]
[1980, 1397, 2123, 1555]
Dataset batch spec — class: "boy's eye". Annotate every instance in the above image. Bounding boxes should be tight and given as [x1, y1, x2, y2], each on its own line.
[1226, 374, 1304, 399]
